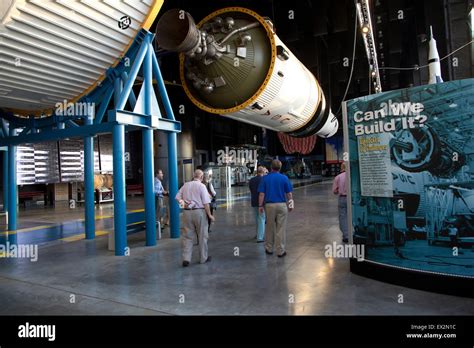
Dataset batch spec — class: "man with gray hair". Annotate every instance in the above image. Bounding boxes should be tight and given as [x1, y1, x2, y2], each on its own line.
[176, 169, 215, 267]
[258, 159, 294, 257]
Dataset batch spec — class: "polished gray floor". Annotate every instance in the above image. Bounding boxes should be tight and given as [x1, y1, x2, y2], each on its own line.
[0, 181, 473, 315]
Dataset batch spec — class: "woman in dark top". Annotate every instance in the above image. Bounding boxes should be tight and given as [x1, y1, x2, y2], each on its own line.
[203, 172, 217, 233]
[248, 166, 267, 242]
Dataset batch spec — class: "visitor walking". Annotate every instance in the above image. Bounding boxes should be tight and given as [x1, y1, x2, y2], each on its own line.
[258, 160, 294, 257]
[249, 166, 266, 242]
[203, 171, 217, 233]
[175, 169, 215, 267]
[332, 163, 348, 243]
[154, 169, 168, 231]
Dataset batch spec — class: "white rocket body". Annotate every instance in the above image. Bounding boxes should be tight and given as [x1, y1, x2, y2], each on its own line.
[224, 37, 339, 138]
[428, 27, 443, 84]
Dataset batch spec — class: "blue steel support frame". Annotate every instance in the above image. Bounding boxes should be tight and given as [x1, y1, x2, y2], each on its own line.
[121, 72, 137, 109]
[113, 76, 127, 255]
[113, 124, 127, 256]
[143, 40, 157, 245]
[0, 30, 181, 254]
[7, 127, 17, 244]
[2, 149, 8, 213]
[167, 134, 179, 239]
[152, 53, 180, 239]
[84, 115, 95, 239]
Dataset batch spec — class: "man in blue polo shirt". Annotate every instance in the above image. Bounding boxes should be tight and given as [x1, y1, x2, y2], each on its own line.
[154, 169, 168, 231]
[258, 159, 294, 257]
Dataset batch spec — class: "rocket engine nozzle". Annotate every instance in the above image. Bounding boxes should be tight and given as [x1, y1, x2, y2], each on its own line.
[155, 9, 201, 53]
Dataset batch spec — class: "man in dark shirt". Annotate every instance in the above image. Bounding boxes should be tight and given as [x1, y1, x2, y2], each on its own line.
[248, 166, 266, 242]
[258, 159, 294, 257]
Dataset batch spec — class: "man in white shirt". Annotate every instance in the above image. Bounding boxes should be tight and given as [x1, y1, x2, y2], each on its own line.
[176, 169, 215, 267]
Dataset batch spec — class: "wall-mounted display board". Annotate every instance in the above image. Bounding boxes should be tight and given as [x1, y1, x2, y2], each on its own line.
[16, 134, 132, 185]
[17, 142, 59, 185]
[59, 138, 85, 183]
[343, 79, 474, 297]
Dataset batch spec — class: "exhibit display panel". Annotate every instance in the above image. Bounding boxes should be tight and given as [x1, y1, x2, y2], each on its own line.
[343, 79, 474, 295]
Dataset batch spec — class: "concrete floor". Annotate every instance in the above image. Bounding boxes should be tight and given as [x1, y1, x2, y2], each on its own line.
[0, 181, 473, 315]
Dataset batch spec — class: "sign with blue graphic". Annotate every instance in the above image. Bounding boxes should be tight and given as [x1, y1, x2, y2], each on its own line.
[343, 79, 474, 278]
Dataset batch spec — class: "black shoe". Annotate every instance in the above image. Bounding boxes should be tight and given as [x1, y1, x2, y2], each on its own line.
[205, 256, 212, 263]
[265, 250, 273, 255]
[278, 251, 287, 258]
[342, 238, 349, 243]
[257, 240, 264, 243]
[182, 261, 190, 267]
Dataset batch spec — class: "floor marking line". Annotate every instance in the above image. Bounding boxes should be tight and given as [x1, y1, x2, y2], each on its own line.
[0, 210, 139, 236]
[0, 225, 52, 236]
[60, 230, 109, 243]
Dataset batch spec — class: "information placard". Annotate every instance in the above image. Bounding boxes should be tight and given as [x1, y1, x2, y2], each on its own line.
[343, 79, 474, 279]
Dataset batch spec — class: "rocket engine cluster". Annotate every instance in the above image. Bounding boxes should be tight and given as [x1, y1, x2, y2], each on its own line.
[156, 7, 339, 138]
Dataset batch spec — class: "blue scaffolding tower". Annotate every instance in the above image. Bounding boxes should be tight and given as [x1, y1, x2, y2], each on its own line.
[0, 30, 181, 256]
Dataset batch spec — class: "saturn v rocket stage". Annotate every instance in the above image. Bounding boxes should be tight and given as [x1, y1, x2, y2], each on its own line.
[155, 7, 339, 138]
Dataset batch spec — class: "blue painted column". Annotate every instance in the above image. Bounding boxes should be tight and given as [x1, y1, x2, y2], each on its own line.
[84, 116, 95, 239]
[143, 45, 156, 245]
[112, 124, 127, 256]
[8, 128, 17, 244]
[113, 76, 127, 255]
[167, 132, 179, 239]
[3, 149, 8, 213]
[152, 52, 180, 239]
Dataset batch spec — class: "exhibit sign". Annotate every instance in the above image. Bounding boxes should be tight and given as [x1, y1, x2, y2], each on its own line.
[343, 79, 474, 279]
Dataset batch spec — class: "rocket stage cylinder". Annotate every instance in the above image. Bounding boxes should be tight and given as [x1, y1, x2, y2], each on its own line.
[156, 7, 339, 138]
[0, 0, 163, 116]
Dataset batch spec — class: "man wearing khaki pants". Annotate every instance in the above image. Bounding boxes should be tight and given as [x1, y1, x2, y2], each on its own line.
[258, 160, 294, 257]
[176, 169, 215, 267]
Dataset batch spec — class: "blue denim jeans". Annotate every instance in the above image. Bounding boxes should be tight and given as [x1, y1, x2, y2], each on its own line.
[254, 207, 266, 241]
